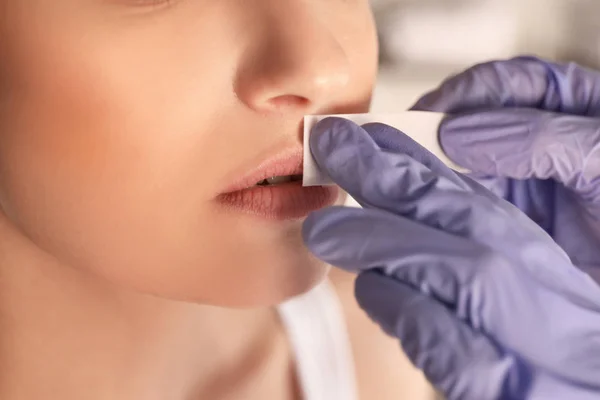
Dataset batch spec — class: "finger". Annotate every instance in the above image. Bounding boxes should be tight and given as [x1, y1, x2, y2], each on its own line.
[361, 121, 512, 204]
[302, 206, 487, 279]
[410, 56, 600, 116]
[354, 271, 531, 400]
[359, 122, 457, 180]
[302, 190, 560, 268]
[302, 205, 549, 307]
[439, 108, 600, 205]
[309, 117, 504, 217]
[309, 117, 466, 189]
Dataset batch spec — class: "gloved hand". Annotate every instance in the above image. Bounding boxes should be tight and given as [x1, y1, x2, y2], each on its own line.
[302, 117, 600, 400]
[411, 56, 600, 280]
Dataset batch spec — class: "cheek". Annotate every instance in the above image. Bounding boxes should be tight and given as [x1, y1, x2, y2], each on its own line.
[0, 6, 231, 242]
[0, 83, 183, 278]
[336, 3, 379, 95]
[0, 23, 209, 291]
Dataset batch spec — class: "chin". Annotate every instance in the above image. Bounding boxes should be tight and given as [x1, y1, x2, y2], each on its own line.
[170, 211, 333, 308]
[216, 251, 331, 308]
[273, 256, 331, 304]
[115, 238, 333, 309]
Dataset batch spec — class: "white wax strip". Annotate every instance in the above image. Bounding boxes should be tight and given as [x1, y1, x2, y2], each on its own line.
[302, 111, 467, 187]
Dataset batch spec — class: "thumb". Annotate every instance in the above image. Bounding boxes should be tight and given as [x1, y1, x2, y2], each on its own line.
[439, 108, 600, 205]
[354, 272, 531, 400]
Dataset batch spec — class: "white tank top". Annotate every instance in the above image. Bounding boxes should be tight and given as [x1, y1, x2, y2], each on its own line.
[277, 280, 358, 400]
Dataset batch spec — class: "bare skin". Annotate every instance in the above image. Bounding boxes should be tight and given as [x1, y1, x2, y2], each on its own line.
[0, 1, 434, 398]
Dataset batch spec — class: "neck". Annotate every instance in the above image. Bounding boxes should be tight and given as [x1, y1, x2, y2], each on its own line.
[0, 216, 287, 400]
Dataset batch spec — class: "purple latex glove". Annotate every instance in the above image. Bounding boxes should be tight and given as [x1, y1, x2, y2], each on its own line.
[412, 56, 600, 280]
[302, 117, 600, 400]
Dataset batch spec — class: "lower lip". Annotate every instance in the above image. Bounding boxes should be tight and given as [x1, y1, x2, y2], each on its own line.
[217, 182, 339, 220]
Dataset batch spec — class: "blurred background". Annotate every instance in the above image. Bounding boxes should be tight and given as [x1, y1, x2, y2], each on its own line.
[370, 0, 600, 111]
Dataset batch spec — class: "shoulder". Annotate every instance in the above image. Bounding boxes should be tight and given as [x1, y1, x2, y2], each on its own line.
[328, 268, 437, 400]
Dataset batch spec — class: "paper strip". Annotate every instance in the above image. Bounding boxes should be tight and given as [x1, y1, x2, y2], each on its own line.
[303, 111, 466, 187]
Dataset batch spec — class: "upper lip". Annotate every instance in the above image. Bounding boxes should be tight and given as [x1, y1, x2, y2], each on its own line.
[220, 148, 304, 193]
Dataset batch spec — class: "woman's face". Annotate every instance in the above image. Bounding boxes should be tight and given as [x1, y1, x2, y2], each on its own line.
[0, 0, 377, 306]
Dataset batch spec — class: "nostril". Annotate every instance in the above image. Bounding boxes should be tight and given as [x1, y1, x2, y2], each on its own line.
[267, 95, 310, 111]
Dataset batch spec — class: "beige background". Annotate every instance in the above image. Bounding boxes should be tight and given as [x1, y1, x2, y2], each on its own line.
[371, 0, 600, 112]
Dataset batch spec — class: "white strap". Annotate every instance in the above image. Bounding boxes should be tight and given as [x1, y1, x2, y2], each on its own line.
[277, 280, 358, 400]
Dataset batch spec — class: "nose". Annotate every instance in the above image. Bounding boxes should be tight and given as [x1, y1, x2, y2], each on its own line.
[234, 6, 351, 115]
